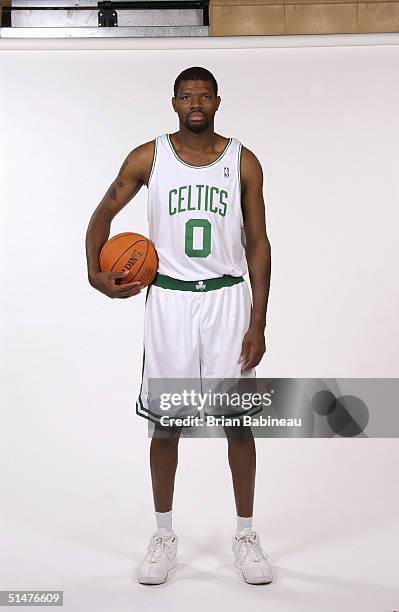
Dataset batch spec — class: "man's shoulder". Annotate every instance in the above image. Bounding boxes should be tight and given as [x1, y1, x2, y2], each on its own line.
[128, 138, 156, 162]
[240, 144, 262, 171]
[123, 139, 157, 184]
[240, 143, 258, 161]
[239, 144, 263, 190]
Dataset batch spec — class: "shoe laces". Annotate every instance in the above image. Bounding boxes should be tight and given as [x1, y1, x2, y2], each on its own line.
[146, 533, 174, 563]
[235, 532, 268, 564]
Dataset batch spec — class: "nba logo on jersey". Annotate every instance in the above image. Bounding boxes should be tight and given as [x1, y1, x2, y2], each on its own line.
[224, 167, 229, 178]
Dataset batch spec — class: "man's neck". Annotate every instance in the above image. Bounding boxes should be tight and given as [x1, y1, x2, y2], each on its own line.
[172, 127, 218, 151]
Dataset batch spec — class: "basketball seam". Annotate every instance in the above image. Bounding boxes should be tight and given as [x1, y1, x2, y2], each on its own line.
[110, 240, 149, 278]
[99, 232, 144, 268]
[130, 239, 150, 279]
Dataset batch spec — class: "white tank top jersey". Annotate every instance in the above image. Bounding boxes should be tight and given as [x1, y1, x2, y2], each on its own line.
[147, 133, 248, 281]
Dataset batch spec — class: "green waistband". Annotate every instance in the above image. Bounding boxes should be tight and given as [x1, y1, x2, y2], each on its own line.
[152, 273, 244, 292]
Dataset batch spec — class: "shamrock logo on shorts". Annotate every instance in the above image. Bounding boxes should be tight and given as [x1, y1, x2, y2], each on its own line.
[195, 280, 206, 291]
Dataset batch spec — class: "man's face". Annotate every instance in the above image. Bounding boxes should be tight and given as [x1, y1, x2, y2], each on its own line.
[172, 80, 221, 134]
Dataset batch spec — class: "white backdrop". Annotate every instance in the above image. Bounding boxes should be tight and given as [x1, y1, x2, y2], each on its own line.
[1, 40, 398, 611]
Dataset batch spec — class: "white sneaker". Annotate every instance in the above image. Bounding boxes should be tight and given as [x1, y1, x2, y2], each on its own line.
[137, 528, 178, 585]
[232, 527, 273, 584]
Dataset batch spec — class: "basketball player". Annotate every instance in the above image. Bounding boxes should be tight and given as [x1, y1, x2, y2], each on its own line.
[85, 67, 272, 585]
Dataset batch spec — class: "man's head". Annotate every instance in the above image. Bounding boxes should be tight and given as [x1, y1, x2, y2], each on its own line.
[172, 67, 221, 134]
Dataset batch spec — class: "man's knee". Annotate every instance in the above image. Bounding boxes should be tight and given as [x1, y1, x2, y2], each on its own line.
[152, 422, 183, 443]
[224, 423, 254, 441]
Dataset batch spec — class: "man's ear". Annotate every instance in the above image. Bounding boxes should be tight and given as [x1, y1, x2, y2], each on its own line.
[171, 97, 176, 112]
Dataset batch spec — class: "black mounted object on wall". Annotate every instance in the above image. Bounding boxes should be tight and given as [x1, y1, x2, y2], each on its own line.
[1, 5, 11, 26]
[98, 0, 117, 26]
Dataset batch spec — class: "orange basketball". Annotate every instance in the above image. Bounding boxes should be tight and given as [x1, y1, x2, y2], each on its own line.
[99, 232, 158, 286]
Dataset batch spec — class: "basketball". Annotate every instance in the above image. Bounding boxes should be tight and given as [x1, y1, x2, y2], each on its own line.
[99, 232, 158, 286]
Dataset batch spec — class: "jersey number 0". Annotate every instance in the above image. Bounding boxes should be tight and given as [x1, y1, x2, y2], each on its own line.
[184, 219, 211, 258]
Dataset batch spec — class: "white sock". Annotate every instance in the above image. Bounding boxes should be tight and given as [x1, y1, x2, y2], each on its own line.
[155, 509, 173, 532]
[237, 515, 253, 532]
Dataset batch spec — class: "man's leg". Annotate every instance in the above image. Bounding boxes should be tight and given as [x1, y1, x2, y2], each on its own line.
[224, 425, 256, 518]
[137, 422, 183, 585]
[150, 423, 183, 513]
[136, 284, 199, 584]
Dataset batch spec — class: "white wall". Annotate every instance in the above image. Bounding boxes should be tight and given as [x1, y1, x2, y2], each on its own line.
[1, 45, 398, 390]
[1, 42, 398, 609]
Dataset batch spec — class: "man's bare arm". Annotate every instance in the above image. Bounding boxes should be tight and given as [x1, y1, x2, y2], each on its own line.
[239, 146, 272, 372]
[85, 140, 154, 298]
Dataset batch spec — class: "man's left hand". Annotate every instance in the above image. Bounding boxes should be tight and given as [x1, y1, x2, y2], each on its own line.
[239, 326, 266, 373]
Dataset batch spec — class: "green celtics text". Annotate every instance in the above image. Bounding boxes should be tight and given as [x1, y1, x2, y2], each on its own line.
[169, 185, 228, 217]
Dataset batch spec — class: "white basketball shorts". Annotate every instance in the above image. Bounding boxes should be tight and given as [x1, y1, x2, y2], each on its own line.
[136, 274, 261, 425]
